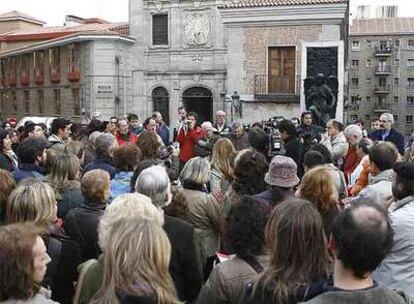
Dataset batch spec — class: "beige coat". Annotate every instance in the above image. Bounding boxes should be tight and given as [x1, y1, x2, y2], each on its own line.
[182, 188, 221, 259]
[197, 255, 269, 304]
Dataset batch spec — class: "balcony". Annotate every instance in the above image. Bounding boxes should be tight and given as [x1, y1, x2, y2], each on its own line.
[8, 76, 17, 87]
[68, 70, 80, 82]
[374, 85, 391, 94]
[375, 46, 392, 57]
[254, 74, 300, 103]
[34, 70, 44, 85]
[374, 101, 391, 113]
[50, 68, 60, 83]
[375, 65, 391, 75]
[21, 72, 30, 86]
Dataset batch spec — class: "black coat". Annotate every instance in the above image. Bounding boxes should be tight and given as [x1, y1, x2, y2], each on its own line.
[370, 128, 405, 155]
[284, 136, 304, 177]
[164, 215, 203, 302]
[56, 183, 85, 220]
[64, 201, 106, 262]
[43, 226, 81, 304]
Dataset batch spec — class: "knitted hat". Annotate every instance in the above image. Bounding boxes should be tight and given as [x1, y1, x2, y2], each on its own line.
[264, 155, 300, 188]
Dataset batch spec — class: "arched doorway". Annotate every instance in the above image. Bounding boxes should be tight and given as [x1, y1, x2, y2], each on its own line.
[182, 87, 213, 123]
[152, 87, 170, 124]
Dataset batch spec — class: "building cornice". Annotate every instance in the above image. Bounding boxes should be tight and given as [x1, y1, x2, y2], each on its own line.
[0, 34, 135, 58]
[219, 4, 348, 25]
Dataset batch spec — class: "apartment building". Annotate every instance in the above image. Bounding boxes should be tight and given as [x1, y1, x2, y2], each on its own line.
[348, 17, 414, 138]
[0, 11, 134, 121]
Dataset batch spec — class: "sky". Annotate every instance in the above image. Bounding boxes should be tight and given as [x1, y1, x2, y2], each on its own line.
[0, 0, 129, 26]
[1, 0, 414, 26]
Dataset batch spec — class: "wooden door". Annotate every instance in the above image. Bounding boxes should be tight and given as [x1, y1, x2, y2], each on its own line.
[268, 47, 295, 93]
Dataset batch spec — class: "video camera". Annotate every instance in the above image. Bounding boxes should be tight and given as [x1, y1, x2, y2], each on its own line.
[264, 117, 284, 158]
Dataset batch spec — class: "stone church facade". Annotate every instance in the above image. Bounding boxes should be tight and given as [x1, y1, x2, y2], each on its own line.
[129, 0, 227, 125]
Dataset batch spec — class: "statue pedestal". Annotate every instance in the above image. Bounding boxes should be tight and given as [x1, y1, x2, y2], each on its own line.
[300, 41, 345, 124]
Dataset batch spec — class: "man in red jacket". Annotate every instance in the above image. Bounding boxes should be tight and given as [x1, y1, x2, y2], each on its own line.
[177, 112, 204, 168]
[115, 118, 138, 145]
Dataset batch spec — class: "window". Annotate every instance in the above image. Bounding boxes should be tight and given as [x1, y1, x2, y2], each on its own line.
[0, 92, 5, 112]
[11, 91, 17, 113]
[365, 114, 371, 121]
[394, 96, 399, 103]
[407, 59, 414, 67]
[350, 115, 358, 121]
[352, 41, 360, 51]
[20, 54, 30, 80]
[407, 96, 414, 106]
[408, 40, 414, 50]
[394, 58, 400, 66]
[152, 14, 168, 45]
[33, 51, 44, 80]
[268, 47, 296, 94]
[406, 115, 413, 125]
[72, 88, 81, 115]
[366, 40, 372, 48]
[54, 89, 61, 114]
[366, 95, 371, 102]
[407, 78, 414, 89]
[351, 77, 359, 87]
[68, 43, 81, 72]
[366, 59, 372, 67]
[366, 77, 371, 85]
[49, 47, 60, 77]
[394, 77, 399, 85]
[351, 96, 359, 103]
[379, 40, 388, 50]
[378, 76, 387, 87]
[352, 60, 359, 68]
[152, 87, 170, 124]
[24, 90, 30, 113]
[394, 39, 400, 47]
[37, 90, 44, 114]
[394, 115, 398, 122]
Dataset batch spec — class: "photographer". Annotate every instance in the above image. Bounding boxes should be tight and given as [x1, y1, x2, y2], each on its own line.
[176, 112, 204, 168]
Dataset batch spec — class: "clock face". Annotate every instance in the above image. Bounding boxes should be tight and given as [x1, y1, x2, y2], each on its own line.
[184, 12, 210, 46]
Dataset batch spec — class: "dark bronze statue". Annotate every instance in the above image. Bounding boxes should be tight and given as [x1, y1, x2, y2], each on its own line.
[304, 73, 338, 127]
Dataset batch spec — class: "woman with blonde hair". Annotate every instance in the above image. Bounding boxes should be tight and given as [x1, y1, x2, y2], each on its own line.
[6, 178, 81, 303]
[210, 138, 235, 194]
[90, 218, 179, 304]
[298, 166, 340, 237]
[47, 153, 84, 220]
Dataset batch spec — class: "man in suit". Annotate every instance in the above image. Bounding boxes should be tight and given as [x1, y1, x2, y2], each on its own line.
[370, 113, 405, 155]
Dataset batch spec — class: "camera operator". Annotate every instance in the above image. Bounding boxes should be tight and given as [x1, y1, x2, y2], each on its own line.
[277, 119, 304, 176]
[176, 112, 204, 168]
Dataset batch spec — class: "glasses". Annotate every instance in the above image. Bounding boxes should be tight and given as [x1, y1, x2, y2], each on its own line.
[380, 120, 388, 123]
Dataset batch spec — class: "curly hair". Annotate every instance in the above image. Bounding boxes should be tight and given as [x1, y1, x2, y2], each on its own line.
[223, 195, 269, 258]
[163, 186, 190, 221]
[0, 223, 43, 301]
[136, 130, 161, 159]
[232, 150, 268, 195]
[0, 169, 16, 222]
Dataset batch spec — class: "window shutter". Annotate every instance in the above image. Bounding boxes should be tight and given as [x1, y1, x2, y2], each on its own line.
[152, 14, 168, 45]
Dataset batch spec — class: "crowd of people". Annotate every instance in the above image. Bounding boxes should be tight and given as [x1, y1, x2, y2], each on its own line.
[0, 107, 413, 304]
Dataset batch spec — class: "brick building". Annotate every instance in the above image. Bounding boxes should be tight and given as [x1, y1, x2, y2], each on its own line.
[0, 11, 134, 121]
[219, 0, 349, 122]
[348, 17, 414, 138]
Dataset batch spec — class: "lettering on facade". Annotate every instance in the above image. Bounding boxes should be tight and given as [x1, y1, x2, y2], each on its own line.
[95, 84, 114, 107]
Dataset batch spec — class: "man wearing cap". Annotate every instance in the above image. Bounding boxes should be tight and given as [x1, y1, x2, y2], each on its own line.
[213, 110, 230, 136]
[373, 162, 414, 297]
[254, 156, 299, 207]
